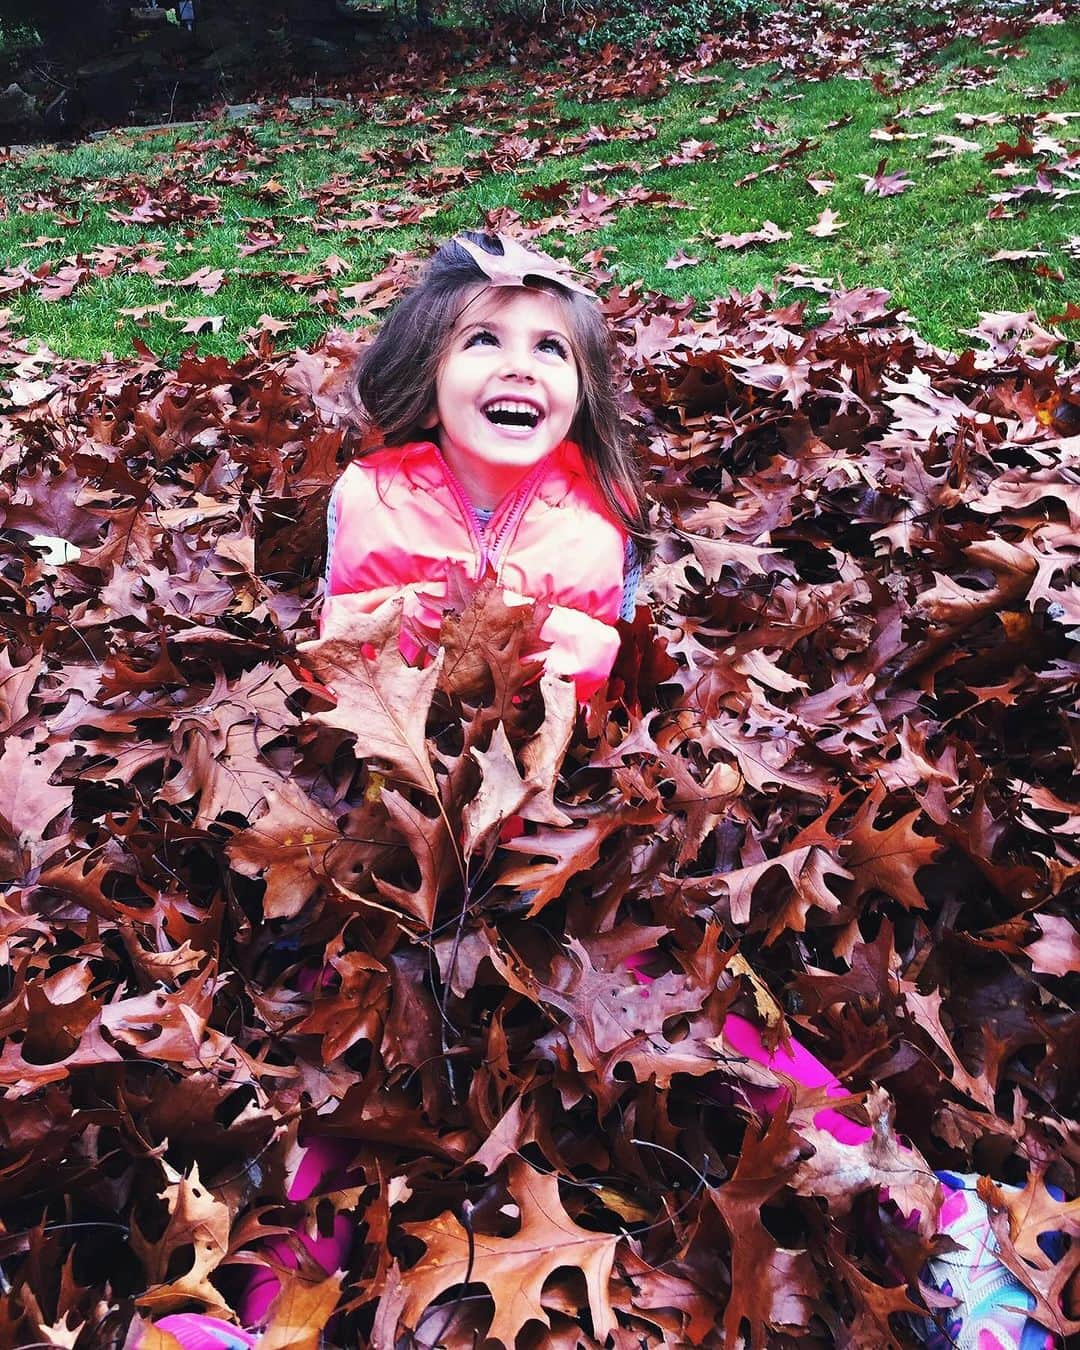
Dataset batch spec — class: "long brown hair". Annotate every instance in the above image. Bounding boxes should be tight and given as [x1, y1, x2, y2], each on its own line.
[351, 232, 650, 547]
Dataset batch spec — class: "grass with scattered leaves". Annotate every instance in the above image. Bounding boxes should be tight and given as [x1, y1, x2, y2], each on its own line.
[0, 8, 1076, 362]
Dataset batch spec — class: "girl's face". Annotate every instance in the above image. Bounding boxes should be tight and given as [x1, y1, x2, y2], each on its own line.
[431, 286, 580, 508]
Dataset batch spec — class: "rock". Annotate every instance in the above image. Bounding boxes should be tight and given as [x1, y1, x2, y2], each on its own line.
[0, 83, 38, 131]
[191, 15, 243, 52]
[90, 120, 202, 140]
[77, 50, 143, 79]
[290, 95, 349, 112]
[225, 103, 262, 122]
[131, 24, 191, 60]
[343, 5, 388, 27]
[136, 120, 203, 135]
[198, 43, 251, 73]
[295, 37, 353, 74]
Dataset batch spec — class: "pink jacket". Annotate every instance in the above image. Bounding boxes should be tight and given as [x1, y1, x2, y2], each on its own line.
[322, 440, 628, 699]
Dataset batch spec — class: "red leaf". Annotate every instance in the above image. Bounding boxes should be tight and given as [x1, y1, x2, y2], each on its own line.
[859, 157, 915, 196]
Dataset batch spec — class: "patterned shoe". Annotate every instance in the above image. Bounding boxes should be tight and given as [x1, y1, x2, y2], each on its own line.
[918, 1171, 1057, 1350]
[148, 1314, 259, 1349]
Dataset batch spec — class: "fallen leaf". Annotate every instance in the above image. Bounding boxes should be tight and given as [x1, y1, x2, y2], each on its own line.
[806, 207, 846, 236]
[395, 1158, 618, 1347]
[1025, 914, 1080, 975]
[859, 158, 915, 196]
[664, 248, 701, 269]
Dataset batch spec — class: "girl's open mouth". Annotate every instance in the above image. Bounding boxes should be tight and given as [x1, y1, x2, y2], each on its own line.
[483, 400, 542, 430]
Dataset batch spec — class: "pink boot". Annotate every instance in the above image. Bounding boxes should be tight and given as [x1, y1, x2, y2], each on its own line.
[138, 1136, 358, 1346]
[625, 954, 1060, 1350]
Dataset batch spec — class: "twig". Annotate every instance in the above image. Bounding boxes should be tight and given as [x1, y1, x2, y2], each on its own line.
[426, 1199, 475, 1350]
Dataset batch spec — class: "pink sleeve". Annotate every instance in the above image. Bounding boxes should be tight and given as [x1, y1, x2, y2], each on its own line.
[538, 603, 621, 701]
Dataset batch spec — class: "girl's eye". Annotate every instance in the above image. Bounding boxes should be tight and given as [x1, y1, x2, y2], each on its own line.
[539, 337, 569, 358]
[465, 329, 498, 348]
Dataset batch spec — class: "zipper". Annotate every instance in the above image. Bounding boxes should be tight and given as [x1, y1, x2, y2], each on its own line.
[434, 449, 489, 579]
[433, 448, 550, 582]
[487, 458, 549, 573]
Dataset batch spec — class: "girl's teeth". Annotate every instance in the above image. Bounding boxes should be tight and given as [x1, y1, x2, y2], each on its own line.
[485, 401, 541, 427]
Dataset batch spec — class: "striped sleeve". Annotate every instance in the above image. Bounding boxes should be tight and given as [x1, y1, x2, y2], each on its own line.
[325, 479, 342, 585]
[620, 537, 641, 621]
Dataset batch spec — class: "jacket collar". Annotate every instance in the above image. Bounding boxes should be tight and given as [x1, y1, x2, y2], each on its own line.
[394, 437, 587, 495]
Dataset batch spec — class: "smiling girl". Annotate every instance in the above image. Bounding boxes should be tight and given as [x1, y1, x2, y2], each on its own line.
[321, 232, 649, 699]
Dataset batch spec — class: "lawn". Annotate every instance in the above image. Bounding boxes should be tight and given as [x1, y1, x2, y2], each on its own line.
[0, 1, 1076, 361]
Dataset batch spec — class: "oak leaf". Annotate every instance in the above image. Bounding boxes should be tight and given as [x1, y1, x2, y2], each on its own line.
[806, 207, 846, 236]
[438, 574, 547, 709]
[497, 800, 660, 915]
[132, 1164, 231, 1315]
[706, 843, 852, 933]
[789, 1085, 941, 1231]
[620, 1249, 716, 1345]
[981, 1178, 1080, 1342]
[462, 722, 536, 859]
[709, 1110, 816, 1348]
[535, 930, 711, 1072]
[843, 792, 942, 910]
[0, 738, 71, 876]
[859, 158, 914, 195]
[227, 780, 341, 919]
[1024, 914, 1080, 975]
[899, 981, 996, 1109]
[397, 1158, 618, 1347]
[981, 1172, 1080, 1265]
[302, 598, 441, 795]
[0, 648, 42, 734]
[371, 787, 454, 928]
[827, 1245, 923, 1347]
[710, 219, 792, 250]
[517, 670, 576, 826]
[457, 234, 596, 297]
[260, 1271, 344, 1350]
[133, 1327, 185, 1350]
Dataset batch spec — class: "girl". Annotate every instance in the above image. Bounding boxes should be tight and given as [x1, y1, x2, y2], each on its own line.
[148, 234, 1057, 1350]
[319, 231, 649, 696]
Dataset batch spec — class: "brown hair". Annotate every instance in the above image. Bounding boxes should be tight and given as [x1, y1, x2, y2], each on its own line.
[351, 232, 650, 547]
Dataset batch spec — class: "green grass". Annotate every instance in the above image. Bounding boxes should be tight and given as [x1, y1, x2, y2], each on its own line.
[0, 11, 1076, 363]
[584, 22, 1080, 346]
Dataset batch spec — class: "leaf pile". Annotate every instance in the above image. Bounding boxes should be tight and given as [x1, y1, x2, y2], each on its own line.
[1, 262, 1079, 1347]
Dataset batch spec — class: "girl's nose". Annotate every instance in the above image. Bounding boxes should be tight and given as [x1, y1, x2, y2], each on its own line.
[498, 345, 536, 379]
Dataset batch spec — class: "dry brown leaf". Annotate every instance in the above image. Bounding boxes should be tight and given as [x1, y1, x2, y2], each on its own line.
[397, 1158, 618, 1347]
